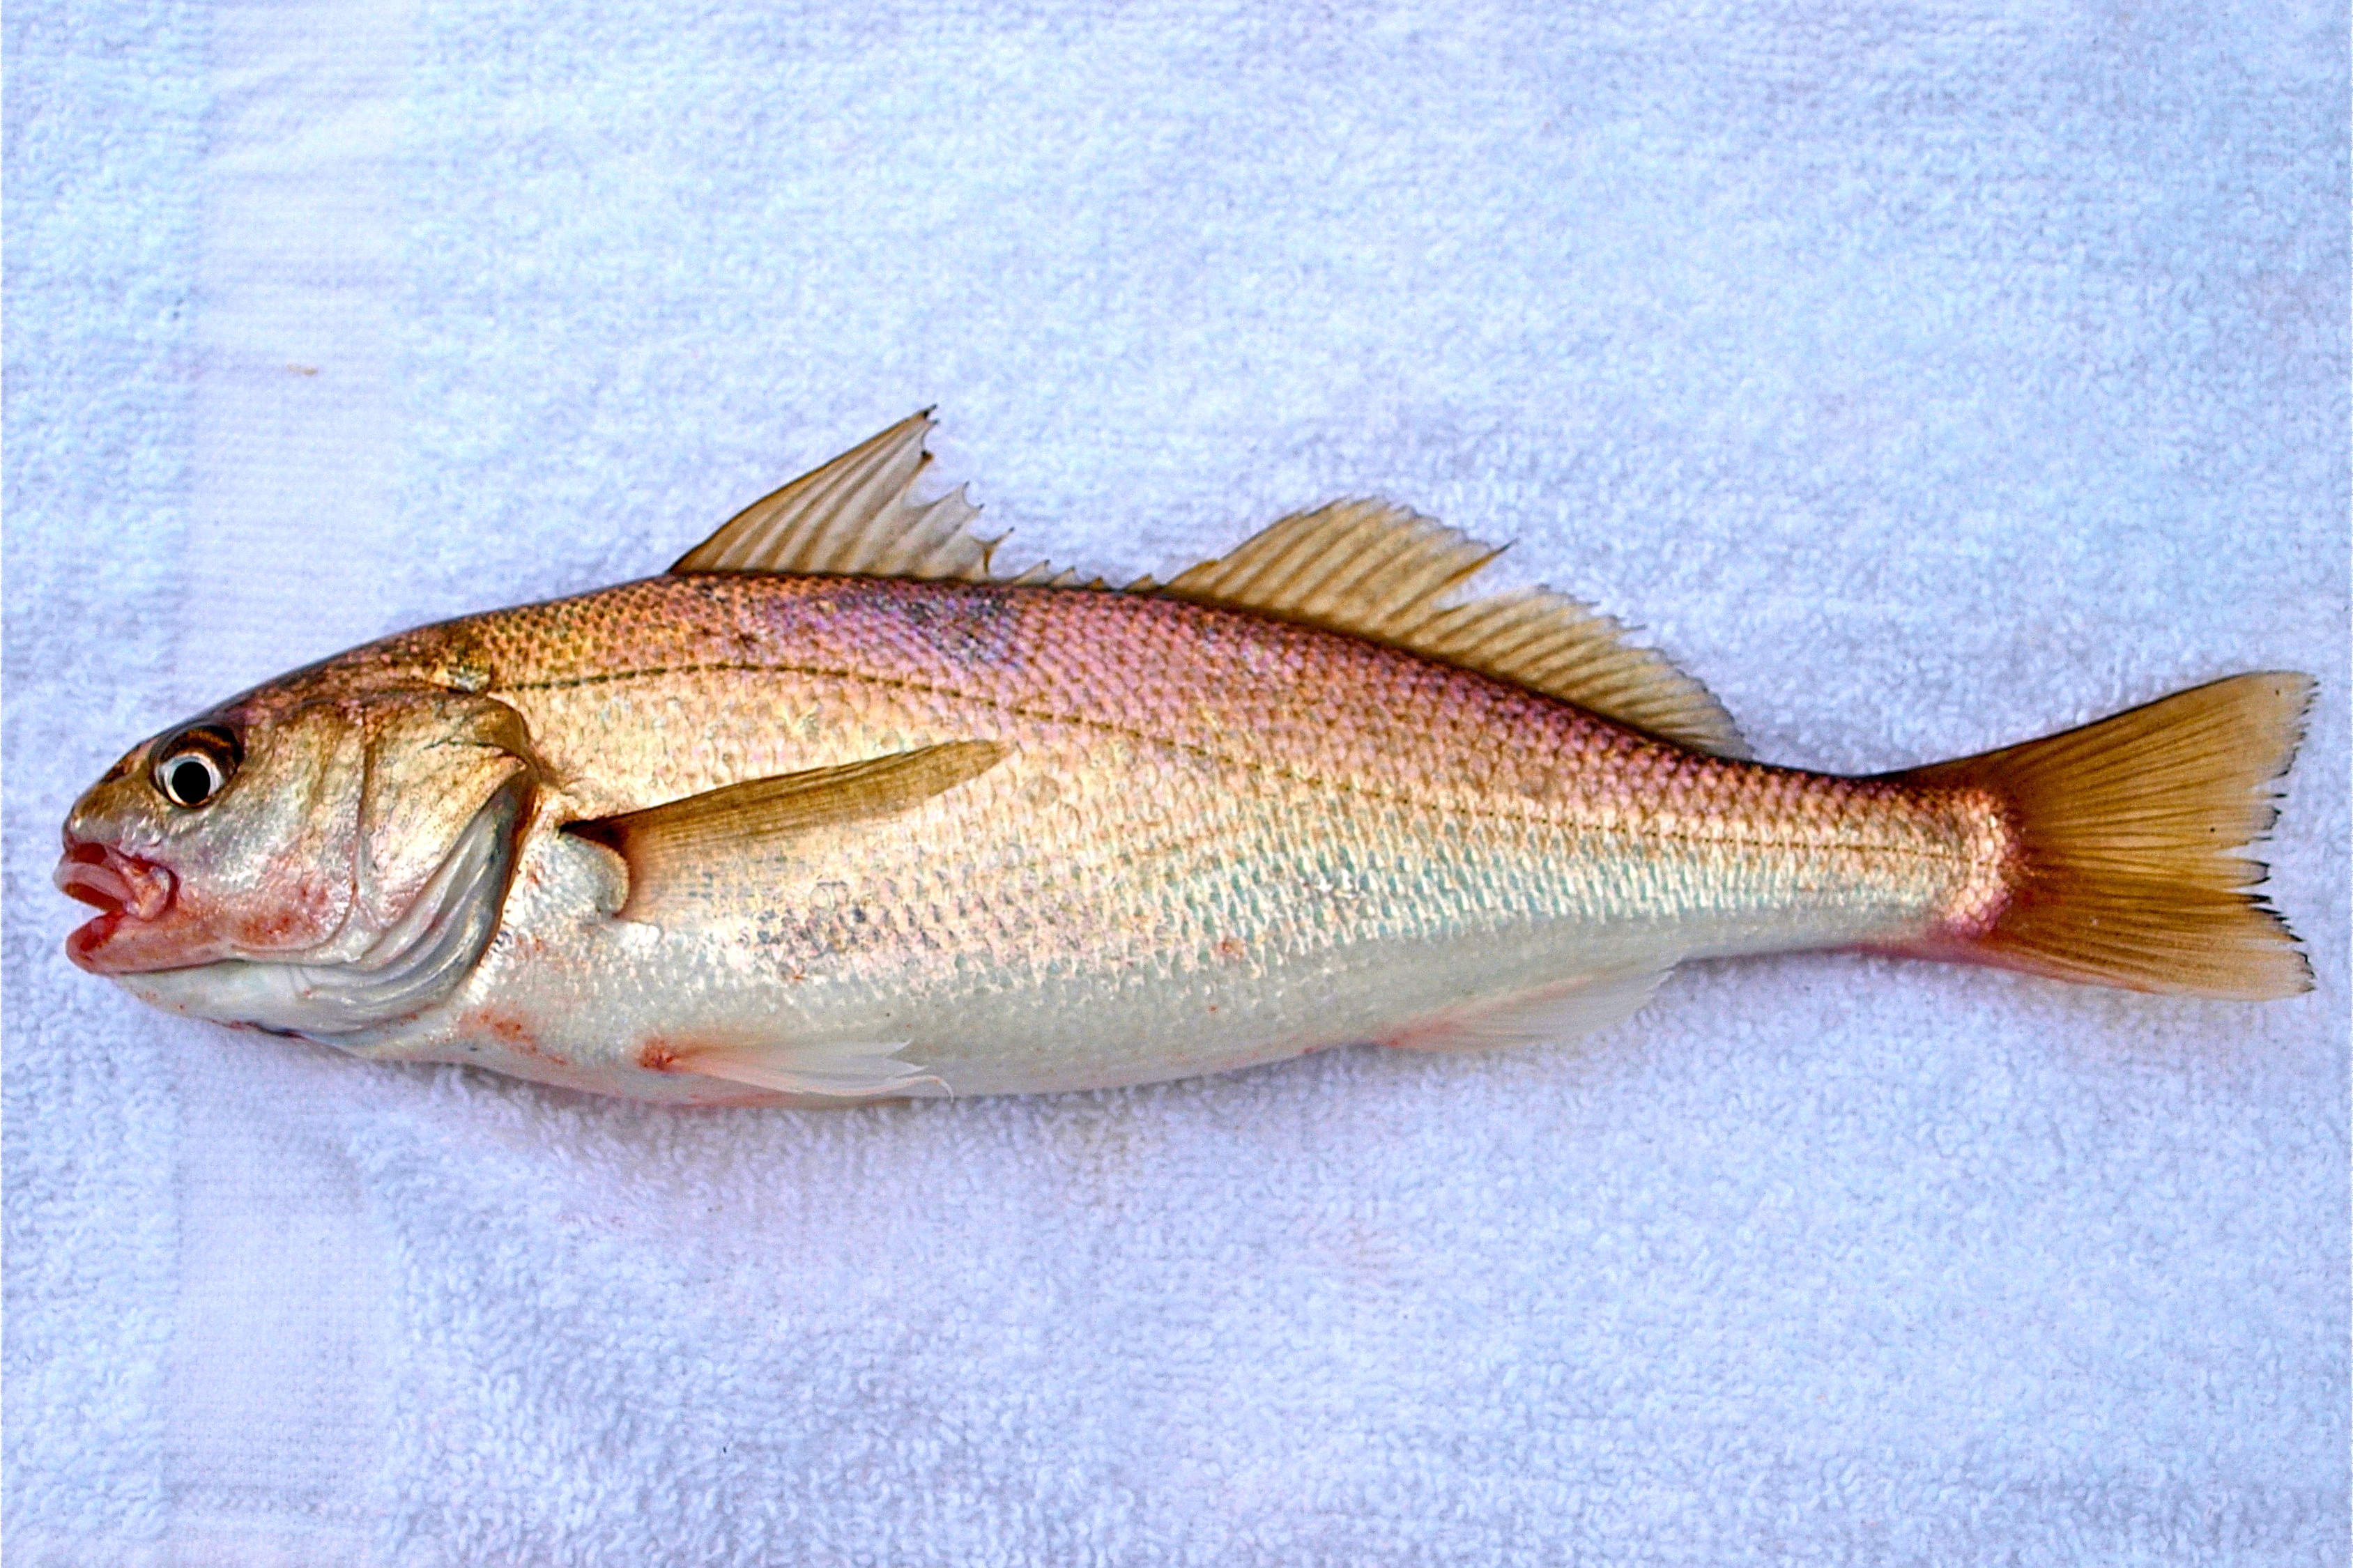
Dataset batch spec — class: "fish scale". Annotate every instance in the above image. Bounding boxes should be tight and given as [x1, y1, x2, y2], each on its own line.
[348, 575, 1988, 1096]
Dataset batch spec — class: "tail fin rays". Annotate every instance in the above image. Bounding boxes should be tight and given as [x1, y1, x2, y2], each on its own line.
[1894, 672, 2314, 1001]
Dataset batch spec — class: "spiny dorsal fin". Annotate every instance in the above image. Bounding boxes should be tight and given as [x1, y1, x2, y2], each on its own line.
[1145, 500, 1749, 758]
[564, 741, 1004, 920]
[673, 412, 1036, 581]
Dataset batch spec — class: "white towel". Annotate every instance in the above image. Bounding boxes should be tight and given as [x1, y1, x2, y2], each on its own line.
[6, 0, 2343, 1561]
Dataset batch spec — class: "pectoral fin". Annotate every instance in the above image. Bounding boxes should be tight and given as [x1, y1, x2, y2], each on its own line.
[1381, 964, 1671, 1053]
[564, 740, 1004, 919]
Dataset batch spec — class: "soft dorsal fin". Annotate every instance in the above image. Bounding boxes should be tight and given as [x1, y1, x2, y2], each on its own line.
[673, 411, 1015, 581]
[564, 741, 1004, 920]
[1144, 501, 1749, 758]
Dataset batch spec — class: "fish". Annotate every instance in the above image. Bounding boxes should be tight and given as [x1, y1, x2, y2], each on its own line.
[57, 413, 2315, 1105]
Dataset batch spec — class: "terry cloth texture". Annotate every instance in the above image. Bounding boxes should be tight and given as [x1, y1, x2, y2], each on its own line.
[6, 1, 2347, 1562]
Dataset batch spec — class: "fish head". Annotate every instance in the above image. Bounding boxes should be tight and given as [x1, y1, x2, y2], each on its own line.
[59, 676, 539, 1038]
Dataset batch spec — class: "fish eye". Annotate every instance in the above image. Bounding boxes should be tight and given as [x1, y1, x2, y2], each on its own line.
[152, 725, 241, 809]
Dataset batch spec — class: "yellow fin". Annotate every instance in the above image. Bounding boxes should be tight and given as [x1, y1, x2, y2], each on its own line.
[673, 412, 1048, 581]
[564, 741, 1004, 920]
[1892, 672, 2313, 1000]
[1145, 500, 1749, 758]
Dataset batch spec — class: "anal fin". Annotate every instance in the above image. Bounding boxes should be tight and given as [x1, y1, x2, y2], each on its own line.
[1381, 964, 1671, 1054]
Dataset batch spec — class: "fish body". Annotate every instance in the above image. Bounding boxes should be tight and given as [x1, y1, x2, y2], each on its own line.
[58, 416, 2313, 1104]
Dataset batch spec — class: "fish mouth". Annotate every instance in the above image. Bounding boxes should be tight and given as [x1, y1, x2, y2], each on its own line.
[56, 840, 185, 974]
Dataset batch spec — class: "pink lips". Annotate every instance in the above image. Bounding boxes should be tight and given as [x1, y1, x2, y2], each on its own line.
[55, 839, 178, 973]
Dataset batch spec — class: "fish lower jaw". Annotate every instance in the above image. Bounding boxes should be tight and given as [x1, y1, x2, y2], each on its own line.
[63, 908, 125, 974]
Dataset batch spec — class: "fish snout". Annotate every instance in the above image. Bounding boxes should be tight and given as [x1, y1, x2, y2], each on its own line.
[56, 836, 181, 973]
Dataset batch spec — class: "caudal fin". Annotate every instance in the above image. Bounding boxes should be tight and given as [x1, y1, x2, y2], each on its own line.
[1896, 672, 2314, 1001]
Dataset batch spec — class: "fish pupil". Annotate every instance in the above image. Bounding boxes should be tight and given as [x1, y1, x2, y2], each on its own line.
[169, 758, 216, 806]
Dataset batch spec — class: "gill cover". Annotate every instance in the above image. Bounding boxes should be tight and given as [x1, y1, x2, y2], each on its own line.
[123, 692, 541, 1038]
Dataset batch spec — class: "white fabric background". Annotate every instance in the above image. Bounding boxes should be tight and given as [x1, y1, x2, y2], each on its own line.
[6, 1, 2346, 1562]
